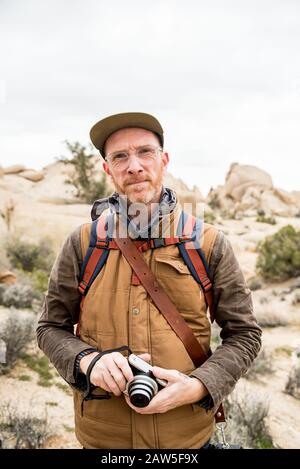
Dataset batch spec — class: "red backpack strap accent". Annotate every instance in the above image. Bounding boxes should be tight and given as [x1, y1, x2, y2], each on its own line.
[177, 211, 215, 322]
[78, 215, 111, 296]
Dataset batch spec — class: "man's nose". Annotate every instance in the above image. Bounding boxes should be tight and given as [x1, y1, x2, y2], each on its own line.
[126, 155, 144, 174]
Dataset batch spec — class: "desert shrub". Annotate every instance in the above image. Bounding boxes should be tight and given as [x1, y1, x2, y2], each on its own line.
[259, 295, 269, 305]
[256, 215, 276, 225]
[256, 225, 300, 281]
[29, 269, 49, 294]
[60, 141, 109, 204]
[0, 199, 15, 232]
[207, 191, 221, 210]
[245, 349, 274, 380]
[0, 283, 41, 308]
[0, 284, 5, 304]
[285, 365, 300, 399]
[21, 353, 54, 387]
[249, 277, 263, 291]
[6, 237, 55, 274]
[0, 404, 51, 448]
[211, 386, 273, 448]
[292, 293, 300, 305]
[221, 210, 236, 220]
[0, 311, 36, 374]
[254, 303, 288, 328]
[204, 211, 216, 224]
[257, 209, 266, 217]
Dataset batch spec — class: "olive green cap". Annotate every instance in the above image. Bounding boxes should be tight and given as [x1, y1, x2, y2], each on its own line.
[89, 112, 164, 158]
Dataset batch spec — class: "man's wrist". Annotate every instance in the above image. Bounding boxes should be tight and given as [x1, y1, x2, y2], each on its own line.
[189, 377, 209, 402]
[74, 348, 98, 379]
[79, 351, 100, 374]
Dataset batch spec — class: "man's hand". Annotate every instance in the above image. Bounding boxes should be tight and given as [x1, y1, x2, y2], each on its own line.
[79, 351, 151, 396]
[124, 365, 208, 414]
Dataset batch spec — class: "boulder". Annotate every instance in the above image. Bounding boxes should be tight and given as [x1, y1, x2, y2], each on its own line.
[4, 164, 27, 174]
[273, 188, 296, 206]
[223, 163, 273, 201]
[291, 191, 300, 210]
[0, 270, 16, 285]
[258, 190, 299, 217]
[207, 163, 298, 217]
[19, 170, 44, 182]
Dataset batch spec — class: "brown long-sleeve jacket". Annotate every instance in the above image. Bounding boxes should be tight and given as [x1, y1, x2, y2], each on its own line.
[37, 222, 262, 410]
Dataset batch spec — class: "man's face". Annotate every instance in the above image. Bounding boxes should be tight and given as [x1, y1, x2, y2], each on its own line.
[103, 127, 169, 205]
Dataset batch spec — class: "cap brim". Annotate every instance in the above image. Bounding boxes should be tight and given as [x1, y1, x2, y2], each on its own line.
[90, 112, 164, 158]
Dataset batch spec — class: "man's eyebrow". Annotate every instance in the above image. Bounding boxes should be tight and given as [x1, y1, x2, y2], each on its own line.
[110, 148, 128, 154]
[110, 144, 151, 154]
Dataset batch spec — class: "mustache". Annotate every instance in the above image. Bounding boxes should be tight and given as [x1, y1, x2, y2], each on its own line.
[125, 178, 150, 185]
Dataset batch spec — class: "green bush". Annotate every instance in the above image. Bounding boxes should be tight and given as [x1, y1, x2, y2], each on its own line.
[6, 237, 55, 274]
[256, 225, 300, 281]
[204, 211, 216, 224]
[21, 353, 53, 387]
[29, 269, 49, 294]
[256, 215, 276, 225]
[60, 141, 109, 204]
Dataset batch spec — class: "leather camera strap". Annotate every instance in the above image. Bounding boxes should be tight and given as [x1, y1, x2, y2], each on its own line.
[115, 233, 225, 423]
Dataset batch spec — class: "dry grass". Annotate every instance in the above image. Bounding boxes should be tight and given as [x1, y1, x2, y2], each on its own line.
[0, 402, 52, 449]
[253, 300, 288, 328]
[285, 367, 300, 399]
[0, 311, 36, 374]
[245, 349, 275, 380]
[211, 384, 274, 449]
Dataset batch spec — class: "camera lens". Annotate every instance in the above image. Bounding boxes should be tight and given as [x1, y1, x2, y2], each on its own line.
[127, 375, 158, 408]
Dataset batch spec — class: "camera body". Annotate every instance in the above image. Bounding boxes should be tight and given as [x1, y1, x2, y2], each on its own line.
[124, 354, 167, 408]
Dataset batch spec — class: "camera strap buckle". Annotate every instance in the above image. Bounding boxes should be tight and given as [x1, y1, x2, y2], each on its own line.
[216, 422, 230, 449]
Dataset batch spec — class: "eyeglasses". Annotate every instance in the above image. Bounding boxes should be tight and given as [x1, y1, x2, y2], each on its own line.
[106, 145, 163, 168]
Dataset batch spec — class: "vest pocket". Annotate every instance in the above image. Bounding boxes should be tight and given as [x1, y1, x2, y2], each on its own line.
[154, 255, 200, 296]
[155, 255, 191, 277]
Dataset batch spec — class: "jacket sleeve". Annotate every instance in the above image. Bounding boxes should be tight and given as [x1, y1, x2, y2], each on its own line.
[36, 225, 94, 384]
[190, 230, 262, 411]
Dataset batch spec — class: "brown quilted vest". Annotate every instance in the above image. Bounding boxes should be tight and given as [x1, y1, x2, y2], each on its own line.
[73, 203, 218, 449]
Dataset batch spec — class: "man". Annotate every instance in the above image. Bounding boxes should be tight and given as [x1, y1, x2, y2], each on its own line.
[37, 112, 261, 449]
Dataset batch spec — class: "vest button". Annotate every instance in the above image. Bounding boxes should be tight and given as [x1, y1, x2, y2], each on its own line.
[132, 307, 140, 315]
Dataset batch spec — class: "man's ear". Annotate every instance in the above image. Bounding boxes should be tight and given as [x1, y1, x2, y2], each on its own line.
[103, 161, 111, 176]
[162, 151, 169, 170]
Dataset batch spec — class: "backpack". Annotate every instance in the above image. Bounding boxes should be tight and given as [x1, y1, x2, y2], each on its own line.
[78, 210, 215, 322]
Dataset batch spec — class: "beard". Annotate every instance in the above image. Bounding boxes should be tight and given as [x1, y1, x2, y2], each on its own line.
[111, 167, 164, 206]
[125, 182, 161, 205]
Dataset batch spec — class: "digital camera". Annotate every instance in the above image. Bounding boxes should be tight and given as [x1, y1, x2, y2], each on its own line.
[124, 354, 167, 408]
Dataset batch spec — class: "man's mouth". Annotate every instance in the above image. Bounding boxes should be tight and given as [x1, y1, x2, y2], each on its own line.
[127, 180, 148, 186]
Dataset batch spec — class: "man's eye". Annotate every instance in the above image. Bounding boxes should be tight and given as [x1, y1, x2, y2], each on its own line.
[113, 153, 127, 160]
[139, 148, 152, 156]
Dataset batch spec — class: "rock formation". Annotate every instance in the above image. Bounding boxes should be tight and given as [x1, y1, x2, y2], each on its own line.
[207, 163, 300, 217]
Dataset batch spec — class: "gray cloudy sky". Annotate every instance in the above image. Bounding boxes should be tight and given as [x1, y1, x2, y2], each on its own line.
[0, 0, 299, 195]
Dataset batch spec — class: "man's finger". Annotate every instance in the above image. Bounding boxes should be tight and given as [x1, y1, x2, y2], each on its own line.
[152, 366, 178, 382]
[137, 353, 151, 363]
